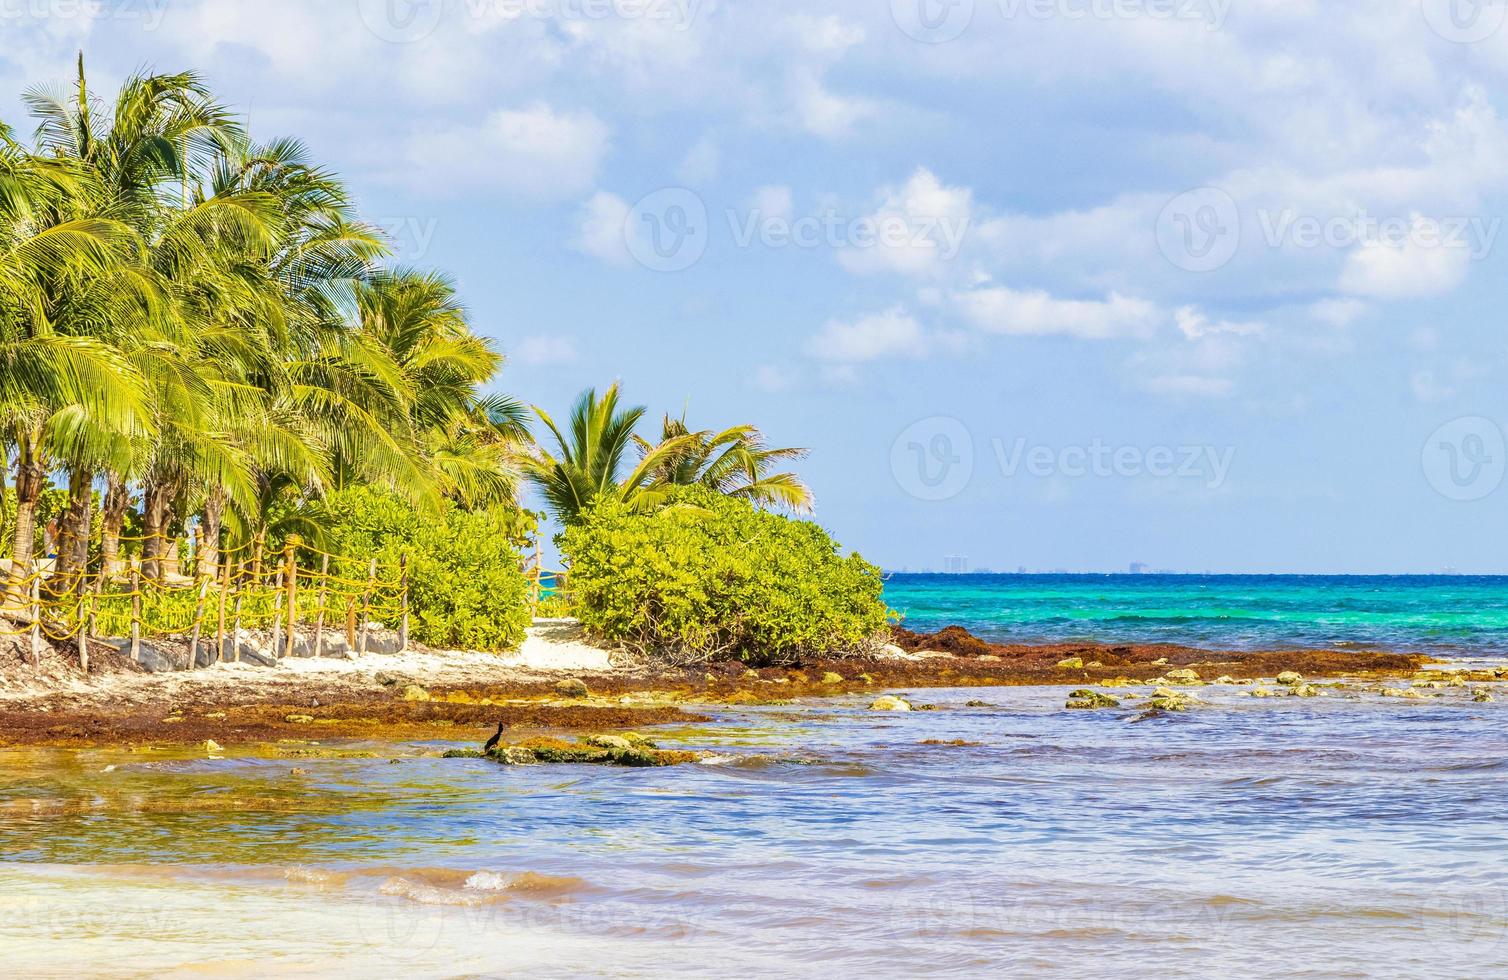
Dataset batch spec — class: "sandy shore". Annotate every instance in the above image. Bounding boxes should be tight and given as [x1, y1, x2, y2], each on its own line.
[0, 621, 1454, 748]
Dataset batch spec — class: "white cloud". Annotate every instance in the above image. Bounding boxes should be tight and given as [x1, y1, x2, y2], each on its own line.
[955, 287, 1160, 340]
[676, 136, 720, 184]
[405, 104, 609, 200]
[1138, 374, 1236, 398]
[513, 336, 579, 367]
[749, 185, 794, 224]
[1309, 298, 1368, 329]
[1410, 369, 1454, 404]
[807, 307, 928, 362]
[750, 364, 797, 391]
[1174, 306, 1265, 339]
[836, 169, 973, 278]
[1337, 220, 1472, 298]
[1129, 333, 1248, 399]
[573, 192, 632, 265]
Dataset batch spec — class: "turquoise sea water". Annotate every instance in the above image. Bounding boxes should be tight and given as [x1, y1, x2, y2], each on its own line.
[885, 574, 1508, 656]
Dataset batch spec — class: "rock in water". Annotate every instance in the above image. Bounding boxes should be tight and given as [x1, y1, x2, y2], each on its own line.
[869, 695, 913, 712]
[1148, 688, 1198, 711]
[1164, 668, 1200, 683]
[1276, 671, 1304, 686]
[1066, 690, 1120, 709]
[554, 678, 590, 699]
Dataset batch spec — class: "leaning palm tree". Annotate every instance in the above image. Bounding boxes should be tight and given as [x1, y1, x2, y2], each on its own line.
[526, 383, 694, 525]
[635, 416, 814, 514]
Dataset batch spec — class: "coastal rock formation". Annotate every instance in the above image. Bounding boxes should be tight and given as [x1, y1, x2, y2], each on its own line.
[1066, 690, 1120, 709]
[869, 695, 913, 712]
[554, 678, 590, 699]
[447, 733, 699, 767]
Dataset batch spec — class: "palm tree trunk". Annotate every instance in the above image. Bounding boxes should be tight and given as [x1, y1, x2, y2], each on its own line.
[99, 473, 128, 580]
[0, 444, 10, 549]
[59, 466, 93, 596]
[197, 489, 224, 582]
[5, 433, 46, 605]
[141, 482, 174, 583]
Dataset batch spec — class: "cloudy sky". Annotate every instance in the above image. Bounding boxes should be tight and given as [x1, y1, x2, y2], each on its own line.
[7, 0, 1508, 572]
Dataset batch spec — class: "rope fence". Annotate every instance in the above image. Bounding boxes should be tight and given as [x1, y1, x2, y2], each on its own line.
[0, 534, 409, 672]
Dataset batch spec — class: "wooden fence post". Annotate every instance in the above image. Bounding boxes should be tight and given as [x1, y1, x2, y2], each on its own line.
[313, 554, 329, 658]
[271, 569, 285, 662]
[216, 558, 230, 663]
[283, 536, 300, 659]
[357, 557, 377, 657]
[531, 539, 542, 613]
[129, 565, 142, 663]
[76, 588, 89, 673]
[187, 577, 210, 671]
[230, 563, 245, 664]
[28, 575, 41, 667]
[399, 553, 409, 654]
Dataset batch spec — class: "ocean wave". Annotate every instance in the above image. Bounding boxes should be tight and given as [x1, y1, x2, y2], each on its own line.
[464, 871, 587, 897]
[378, 876, 499, 906]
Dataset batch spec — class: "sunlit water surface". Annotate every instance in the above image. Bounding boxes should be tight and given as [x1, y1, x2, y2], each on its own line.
[3, 685, 1507, 978]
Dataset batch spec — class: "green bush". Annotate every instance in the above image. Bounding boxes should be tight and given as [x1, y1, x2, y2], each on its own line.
[316, 487, 532, 652]
[559, 487, 890, 666]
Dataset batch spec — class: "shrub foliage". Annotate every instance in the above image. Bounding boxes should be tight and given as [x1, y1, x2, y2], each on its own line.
[317, 486, 533, 651]
[560, 487, 890, 666]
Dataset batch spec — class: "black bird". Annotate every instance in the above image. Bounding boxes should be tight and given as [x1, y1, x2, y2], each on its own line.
[483, 721, 506, 754]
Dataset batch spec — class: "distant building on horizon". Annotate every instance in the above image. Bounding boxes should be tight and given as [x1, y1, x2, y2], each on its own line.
[943, 555, 969, 574]
[1129, 562, 1149, 574]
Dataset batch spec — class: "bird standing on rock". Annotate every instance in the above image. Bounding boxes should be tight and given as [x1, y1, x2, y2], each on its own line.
[483, 721, 506, 754]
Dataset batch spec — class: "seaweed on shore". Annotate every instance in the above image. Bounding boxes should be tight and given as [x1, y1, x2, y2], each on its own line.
[445, 734, 704, 767]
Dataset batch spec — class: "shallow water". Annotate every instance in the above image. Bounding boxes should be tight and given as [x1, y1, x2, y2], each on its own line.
[886, 573, 1508, 657]
[4, 684, 1507, 978]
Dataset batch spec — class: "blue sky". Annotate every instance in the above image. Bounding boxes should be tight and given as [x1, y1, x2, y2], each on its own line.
[6, 1, 1508, 573]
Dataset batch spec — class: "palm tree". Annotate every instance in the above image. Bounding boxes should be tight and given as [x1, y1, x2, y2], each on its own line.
[527, 383, 694, 524]
[0, 118, 152, 601]
[635, 416, 814, 513]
